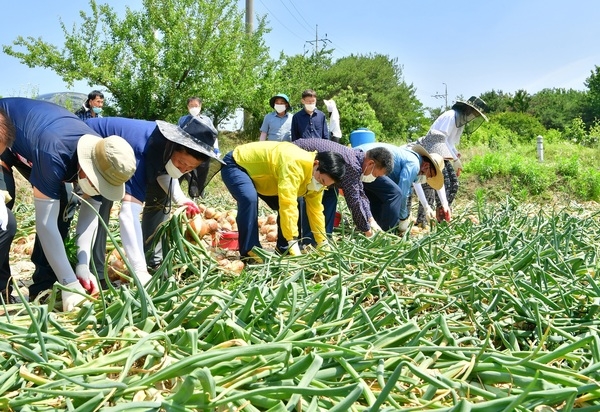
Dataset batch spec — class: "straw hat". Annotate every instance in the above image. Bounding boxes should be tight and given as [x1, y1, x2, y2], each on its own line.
[415, 130, 453, 160]
[452, 96, 489, 122]
[77, 134, 137, 201]
[410, 144, 445, 190]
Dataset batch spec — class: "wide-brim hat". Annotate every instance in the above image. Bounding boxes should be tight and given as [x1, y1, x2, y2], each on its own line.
[77, 134, 137, 201]
[156, 119, 225, 187]
[452, 96, 489, 122]
[269, 93, 290, 108]
[415, 130, 453, 160]
[410, 144, 445, 190]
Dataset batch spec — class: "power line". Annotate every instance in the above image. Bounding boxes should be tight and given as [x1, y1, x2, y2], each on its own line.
[283, 0, 314, 33]
[257, 0, 305, 42]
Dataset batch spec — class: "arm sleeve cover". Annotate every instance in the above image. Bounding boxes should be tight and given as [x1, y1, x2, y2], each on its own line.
[34, 197, 77, 285]
[119, 201, 147, 274]
[156, 174, 188, 205]
[75, 197, 102, 266]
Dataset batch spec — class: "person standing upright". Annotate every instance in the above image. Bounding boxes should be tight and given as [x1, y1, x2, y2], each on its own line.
[291, 89, 329, 141]
[259, 93, 293, 142]
[74, 90, 105, 120]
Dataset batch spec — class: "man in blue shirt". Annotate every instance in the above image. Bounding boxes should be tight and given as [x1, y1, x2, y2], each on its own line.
[85, 116, 223, 284]
[290, 89, 329, 141]
[355, 142, 445, 233]
[0, 98, 136, 310]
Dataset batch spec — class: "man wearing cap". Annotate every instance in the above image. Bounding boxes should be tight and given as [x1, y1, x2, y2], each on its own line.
[84, 116, 224, 284]
[259, 93, 293, 142]
[429, 96, 489, 213]
[0, 98, 136, 310]
[355, 142, 445, 234]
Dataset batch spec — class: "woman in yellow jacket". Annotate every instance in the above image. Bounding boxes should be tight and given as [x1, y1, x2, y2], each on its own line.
[221, 141, 346, 259]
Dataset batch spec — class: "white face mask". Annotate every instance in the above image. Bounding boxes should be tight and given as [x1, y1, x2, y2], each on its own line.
[165, 159, 184, 179]
[79, 177, 100, 196]
[307, 176, 324, 192]
[274, 104, 287, 114]
[361, 173, 377, 183]
[416, 174, 427, 184]
[304, 103, 316, 112]
[360, 163, 376, 183]
[188, 107, 201, 117]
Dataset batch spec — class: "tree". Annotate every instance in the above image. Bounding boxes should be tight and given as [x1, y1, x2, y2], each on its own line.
[508, 89, 531, 113]
[480, 90, 512, 114]
[528, 88, 587, 132]
[330, 87, 383, 145]
[583, 65, 600, 126]
[320, 53, 424, 140]
[3, 0, 271, 126]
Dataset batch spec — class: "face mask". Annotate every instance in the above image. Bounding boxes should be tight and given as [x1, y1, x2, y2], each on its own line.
[360, 163, 376, 183]
[304, 103, 316, 112]
[274, 104, 287, 114]
[416, 174, 427, 184]
[92, 107, 103, 115]
[165, 159, 184, 179]
[188, 107, 201, 117]
[79, 177, 100, 196]
[307, 176, 324, 192]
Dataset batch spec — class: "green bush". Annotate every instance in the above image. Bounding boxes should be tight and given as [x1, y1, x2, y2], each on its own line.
[508, 156, 553, 195]
[492, 112, 547, 144]
[330, 87, 383, 145]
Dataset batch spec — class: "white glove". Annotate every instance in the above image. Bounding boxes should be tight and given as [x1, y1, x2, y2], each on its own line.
[454, 158, 463, 176]
[287, 240, 302, 256]
[398, 219, 410, 234]
[135, 270, 153, 286]
[370, 219, 382, 233]
[75, 264, 99, 295]
[62, 281, 87, 312]
[0, 193, 7, 231]
[425, 206, 436, 223]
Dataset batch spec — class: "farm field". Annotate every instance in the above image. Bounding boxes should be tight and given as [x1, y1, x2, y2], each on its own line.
[1, 192, 600, 411]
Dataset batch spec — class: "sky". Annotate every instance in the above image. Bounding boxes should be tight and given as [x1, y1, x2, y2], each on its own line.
[1, 0, 599, 111]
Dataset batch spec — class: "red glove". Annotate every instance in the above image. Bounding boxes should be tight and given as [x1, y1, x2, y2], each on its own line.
[183, 201, 201, 218]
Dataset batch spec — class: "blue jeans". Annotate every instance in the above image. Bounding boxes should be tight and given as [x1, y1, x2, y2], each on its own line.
[362, 176, 404, 231]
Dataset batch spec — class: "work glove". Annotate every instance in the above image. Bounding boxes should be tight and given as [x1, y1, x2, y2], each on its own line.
[438, 206, 451, 222]
[370, 219, 382, 233]
[317, 239, 332, 251]
[424, 206, 436, 223]
[135, 270, 153, 287]
[398, 219, 410, 234]
[62, 281, 88, 312]
[453, 159, 463, 177]
[75, 264, 99, 295]
[287, 240, 302, 256]
[182, 200, 201, 218]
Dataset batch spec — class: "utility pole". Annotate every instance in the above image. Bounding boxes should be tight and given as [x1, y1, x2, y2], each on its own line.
[243, 0, 253, 131]
[432, 83, 448, 109]
[305, 25, 331, 56]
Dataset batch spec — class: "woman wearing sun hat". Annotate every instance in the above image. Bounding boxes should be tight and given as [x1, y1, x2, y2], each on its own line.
[428, 96, 488, 211]
[406, 130, 455, 226]
[0, 97, 137, 311]
[259, 93, 294, 142]
[84, 116, 224, 287]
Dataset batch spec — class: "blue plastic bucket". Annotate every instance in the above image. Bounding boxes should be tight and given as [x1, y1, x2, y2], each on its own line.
[349, 127, 376, 147]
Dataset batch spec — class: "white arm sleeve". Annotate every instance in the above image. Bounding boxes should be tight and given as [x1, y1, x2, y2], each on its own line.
[119, 201, 147, 274]
[436, 185, 449, 210]
[156, 174, 188, 205]
[412, 183, 430, 209]
[34, 197, 77, 285]
[75, 197, 102, 266]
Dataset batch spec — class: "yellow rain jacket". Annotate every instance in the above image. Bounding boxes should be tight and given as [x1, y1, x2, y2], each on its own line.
[232, 141, 326, 244]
